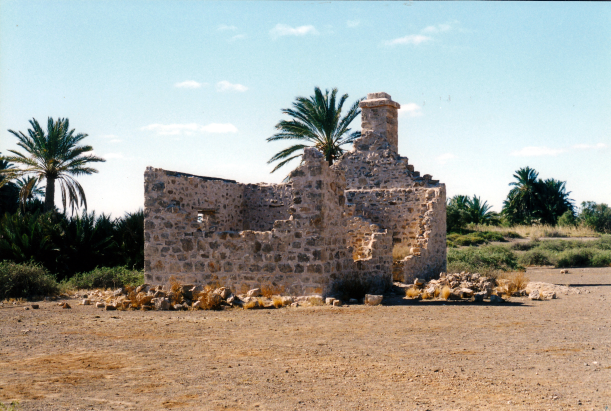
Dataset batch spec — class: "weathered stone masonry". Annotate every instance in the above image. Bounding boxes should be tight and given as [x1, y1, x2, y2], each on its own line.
[144, 92, 446, 295]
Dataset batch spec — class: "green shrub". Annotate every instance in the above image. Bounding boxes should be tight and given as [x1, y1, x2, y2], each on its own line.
[590, 250, 611, 267]
[447, 245, 522, 275]
[558, 210, 577, 227]
[579, 201, 611, 234]
[64, 266, 144, 290]
[556, 249, 593, 268]
[0, 261, 59, 299]
[518, 249, 555, 266]
[446, 231, 507, 247]
[511, 240, 538, 251]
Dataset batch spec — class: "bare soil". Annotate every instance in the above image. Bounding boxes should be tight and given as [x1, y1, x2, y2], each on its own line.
[1, 267, 610, 410]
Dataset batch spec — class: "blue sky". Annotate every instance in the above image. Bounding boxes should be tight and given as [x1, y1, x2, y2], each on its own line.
[1, 1, 609, 217]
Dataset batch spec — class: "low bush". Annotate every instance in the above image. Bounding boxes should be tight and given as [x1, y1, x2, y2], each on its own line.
[447, 231, 510, 248]
[64, 266, 144, 290]
[556, 249, 611, 268]
[518, 249, 555, 266]
[447, 245, 522, 276]
[0, 261, 59, 299]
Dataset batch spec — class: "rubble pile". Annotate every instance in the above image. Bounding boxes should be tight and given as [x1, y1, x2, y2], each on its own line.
[399, 272, 535, 303]
[71, 285, 359, 311]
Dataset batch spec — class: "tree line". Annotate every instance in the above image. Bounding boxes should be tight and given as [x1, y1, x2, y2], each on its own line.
[447, 167, 610, 233]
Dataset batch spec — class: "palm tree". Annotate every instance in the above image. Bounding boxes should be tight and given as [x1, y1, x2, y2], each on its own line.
[15, 176, 45, 211]
[267, 87, 363, 173]
[539, 178, 574, 225]
[0, 153, 19, 215]
[1, 117, 105, 213]
[502, 167, 542, 225]
[466, 195, 498, 225]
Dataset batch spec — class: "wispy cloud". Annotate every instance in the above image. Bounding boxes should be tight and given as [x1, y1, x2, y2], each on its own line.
[175, 80, 206, 89]
[398, 102, 423, 117]
[141, 123, 238, 136]
[436, 153, 456, 165]
[218, 24, 237, 31]
[511, 146, 567, 157]
[100, 134, 123, 144]
[572, 143, 607, 150]
[216, 80, 248, 92]
[512, 142, 607, 157]
[229, 34, 246, 42]
[384, 22, 453, 47]
[384, 34, 432, 46]
[346, 19, 360, 28]
[421, 23, 451, 34]
[103, 152, 125, 160]
[270, 24, 318, 39]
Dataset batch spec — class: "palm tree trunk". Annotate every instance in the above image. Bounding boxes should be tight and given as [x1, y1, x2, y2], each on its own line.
[44, 176, 55, 212]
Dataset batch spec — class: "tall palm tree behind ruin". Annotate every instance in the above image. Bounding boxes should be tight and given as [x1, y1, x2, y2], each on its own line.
[267, 87, 363, 173]
[0, 117, 105, 213]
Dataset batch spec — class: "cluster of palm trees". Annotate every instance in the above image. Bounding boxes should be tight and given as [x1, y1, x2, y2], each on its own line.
[502, 167, 574, 226]
[0, 118, 143, 278]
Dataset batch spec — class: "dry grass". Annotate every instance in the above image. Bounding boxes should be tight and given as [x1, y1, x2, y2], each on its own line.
[393, 245, 412, 261]
[272, 296, 284, 308]
[441, 286, 452, 300]
[405, 287, 420, 299]
[512, 272, 530, 290]
[261, 284, 285, 299]
[434, 287, 441, 298]
[421, 290, 433, 300]
[168, 276, 183, 305]
[470, 224, 599, 239]
[243, 300, 259, 310]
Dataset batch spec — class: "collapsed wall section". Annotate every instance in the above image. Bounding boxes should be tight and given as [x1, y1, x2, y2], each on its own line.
[334, 92, 447, 282]
[242, 183, 292, 231]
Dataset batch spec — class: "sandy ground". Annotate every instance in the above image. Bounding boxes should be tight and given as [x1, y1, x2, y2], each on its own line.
[1, 267, 609, 411]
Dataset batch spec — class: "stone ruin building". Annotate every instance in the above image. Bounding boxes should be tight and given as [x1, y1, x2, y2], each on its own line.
[144, 92, 446, 296]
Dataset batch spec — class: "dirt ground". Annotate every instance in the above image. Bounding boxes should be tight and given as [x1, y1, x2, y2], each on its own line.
[1, 267, 609, 411]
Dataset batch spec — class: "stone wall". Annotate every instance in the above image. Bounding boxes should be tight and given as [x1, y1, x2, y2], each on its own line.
[143, 91, 446, 296]
[144, 148, 391, 296]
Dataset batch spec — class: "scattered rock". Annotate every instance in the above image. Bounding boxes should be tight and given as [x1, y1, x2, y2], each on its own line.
[155, 298, 170, 311]
[542, 291, 556, 300]
[458, 288, 474, 298]
[281, 296, 294, 306]
[247, 288, 262, 298]
[348, 298, 358, 304]
[473, 292, 486, 303]
[414, 278, 425, 287]
[31, 304, 39, 309]
[332, 300, 343, 307]
[364, 294, 383, 306]
[105, 304, 117, 311]
[113, 288, 124, 297]
[82, 299, 92, 305]
[308, 296, 324, 305]
[560, 269, 569, 274]
[290, 302, 299, 308]
[96, 302, 105, 308]
[24, 307, 29, 310]
[529, 290, 541, 300]
[490, 295, 504, 303]
[192, 301, 202, 309]
[61, 303, 71, 309]
[325, 297, 335, 305]
[173, 304, 184, 311]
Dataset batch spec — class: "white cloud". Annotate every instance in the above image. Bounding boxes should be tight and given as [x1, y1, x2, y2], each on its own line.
[384, 34, 432, 46]
[398, 103, 423, 117]
[511, 146, 567, 157]
[229, 34, 246, 42]
[216, 80, 248, 92]
[572, 143, 607, 150]
[270, 24, 318, 39]
[421, 23, 451, 34]
[346, 20, 360, 28]
[175, 80, 205, 89]
[436, 153, 456, 165]
[141, 123, 238, 136]
[218, 25, 237, 31]
[103, 152, 125, 160]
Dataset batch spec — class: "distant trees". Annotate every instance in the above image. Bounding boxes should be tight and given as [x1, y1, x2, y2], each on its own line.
[447, 194, 499, 232]
[267, 87, 363, 173]
[579, 201, 611, 233]
[502, 167, 574, 226]
[0, 154, 19, 215]
[1, 117, 105, 213]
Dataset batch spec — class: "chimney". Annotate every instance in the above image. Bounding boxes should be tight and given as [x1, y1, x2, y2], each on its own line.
[359, 92, 401, 153]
